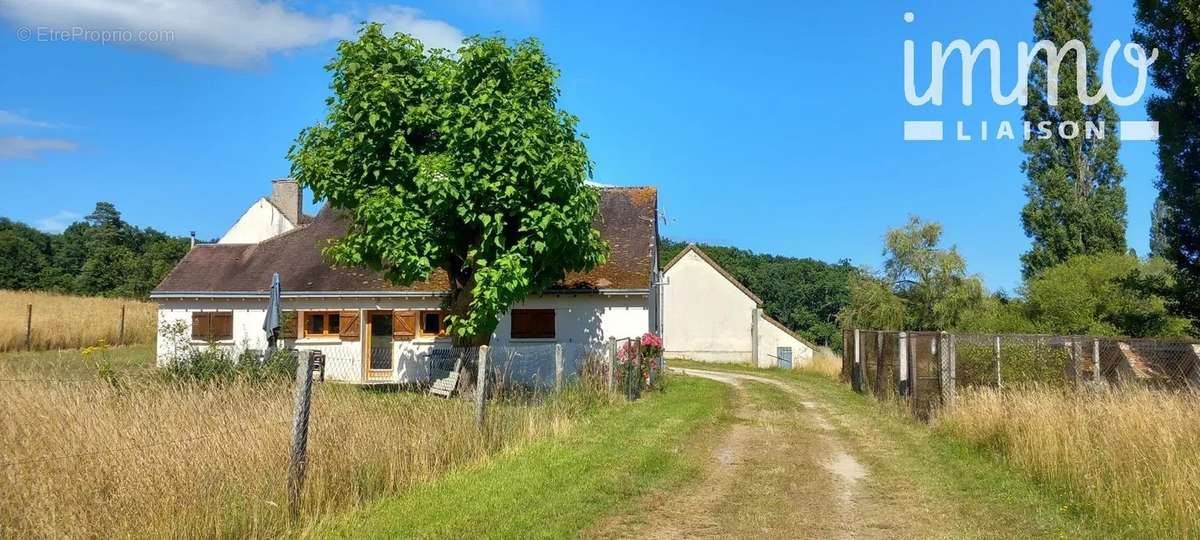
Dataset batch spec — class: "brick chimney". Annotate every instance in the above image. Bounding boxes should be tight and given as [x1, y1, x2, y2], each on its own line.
[270, 178, 303, 224]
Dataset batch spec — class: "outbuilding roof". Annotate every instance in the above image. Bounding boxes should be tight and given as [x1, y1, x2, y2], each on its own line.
[153, 187, 657, 296]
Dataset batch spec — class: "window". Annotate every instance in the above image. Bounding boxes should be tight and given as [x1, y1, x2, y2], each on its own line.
[192, 312, 233, 341]
[302, 311, 342, 338]
[419, 311, 445, 337]
[511, 309, 555, 339]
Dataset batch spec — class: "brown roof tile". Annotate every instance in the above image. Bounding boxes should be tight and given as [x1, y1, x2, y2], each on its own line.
[154, 187, 657, 294]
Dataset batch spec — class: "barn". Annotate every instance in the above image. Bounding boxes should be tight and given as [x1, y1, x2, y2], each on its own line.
[661, 244, 814, 368]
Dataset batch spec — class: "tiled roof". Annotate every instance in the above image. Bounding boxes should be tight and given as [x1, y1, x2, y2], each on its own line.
[154, 187, 657, 295]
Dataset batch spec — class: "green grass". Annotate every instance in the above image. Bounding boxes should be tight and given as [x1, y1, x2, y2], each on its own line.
[315, 376, 734, 539]
[0, 343, 155, 379]
[667, 358, 1115, 538]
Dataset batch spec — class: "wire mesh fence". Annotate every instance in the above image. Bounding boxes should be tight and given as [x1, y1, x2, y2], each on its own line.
[843, 329, 1200, 419]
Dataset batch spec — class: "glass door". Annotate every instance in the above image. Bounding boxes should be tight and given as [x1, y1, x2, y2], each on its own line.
[365, 311, 393, 379]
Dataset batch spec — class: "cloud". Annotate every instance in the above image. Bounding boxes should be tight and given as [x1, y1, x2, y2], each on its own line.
[34, 210, 82, 233]
[0, 0, 465, 69]
[0, 110, 55, 128]
[369, 6, 465, 52]
[0, 136, 78, 159]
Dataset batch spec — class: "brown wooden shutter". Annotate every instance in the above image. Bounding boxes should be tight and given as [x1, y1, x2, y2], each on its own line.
[191, 312, 210, 340]
[338, 310, 360, 340]
[393, 311, 416, 340]
[211, 312, 234, 340]
[511, 309, 555, 339]
[280, 311, 298, 339]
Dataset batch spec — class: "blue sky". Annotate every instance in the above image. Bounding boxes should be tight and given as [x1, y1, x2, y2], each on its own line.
[0, 0, 1163, 293]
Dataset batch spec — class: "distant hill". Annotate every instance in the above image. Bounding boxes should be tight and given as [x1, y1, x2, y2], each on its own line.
[660, 239, 857, 349]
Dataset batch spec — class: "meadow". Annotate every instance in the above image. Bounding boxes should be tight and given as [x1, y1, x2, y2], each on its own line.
[0, 345, 619, 538]
[0, 290, 157, 351]
[936, 385, 1200, 537]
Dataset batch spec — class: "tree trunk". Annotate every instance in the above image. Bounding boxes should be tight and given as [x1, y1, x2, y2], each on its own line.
[444, 270, 497, 390]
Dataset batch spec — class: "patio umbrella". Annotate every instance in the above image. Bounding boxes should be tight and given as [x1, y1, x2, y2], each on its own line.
[263, 272, 282, 353]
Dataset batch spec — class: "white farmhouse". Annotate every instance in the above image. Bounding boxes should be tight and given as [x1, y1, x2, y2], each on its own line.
[662, 244, 814, 368]
[151, 180, 661, 384]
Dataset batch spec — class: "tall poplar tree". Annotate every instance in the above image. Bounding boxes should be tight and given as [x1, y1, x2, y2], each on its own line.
[1135, 0, 1200, 330]
[1020, 0, 1127, 278]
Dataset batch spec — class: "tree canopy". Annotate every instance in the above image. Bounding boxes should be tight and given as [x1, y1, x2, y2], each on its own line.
[289, 26, 606, 343]
[659, 239, 856, 348]
[1135, 0, 1200, 331]
[1020, 0, 1128, 278]
[0, 203, 190, 298]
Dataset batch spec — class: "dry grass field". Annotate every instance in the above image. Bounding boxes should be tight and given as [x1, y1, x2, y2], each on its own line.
[0, 346, 618, 538]
[0, 290, 157, 351]
[936, 385, 1200, 537]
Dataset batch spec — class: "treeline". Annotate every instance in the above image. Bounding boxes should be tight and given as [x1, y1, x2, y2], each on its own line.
[0, 202, 191, 298]
[660, 238, 856, 348]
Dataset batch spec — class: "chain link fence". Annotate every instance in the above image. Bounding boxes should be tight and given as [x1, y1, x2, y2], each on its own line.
[843, 329, 1200, 419]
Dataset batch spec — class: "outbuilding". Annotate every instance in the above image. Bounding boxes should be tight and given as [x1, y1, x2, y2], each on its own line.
[662, 244, 814, 368]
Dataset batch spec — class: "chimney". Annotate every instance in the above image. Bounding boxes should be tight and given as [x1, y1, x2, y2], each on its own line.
[270, 178, 303, 224]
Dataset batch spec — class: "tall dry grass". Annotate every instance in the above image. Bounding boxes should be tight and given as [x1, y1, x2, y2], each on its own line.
[0, 290, 157, 351]
[0, 351, 616, 538]
[802, 346, 843, 379]
[936, 385, 1200, 537]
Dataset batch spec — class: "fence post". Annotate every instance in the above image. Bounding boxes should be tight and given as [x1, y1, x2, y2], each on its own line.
[875, 331, 884, 395]
[118, 305, 126, 345]
[287, 350, 315, 522]
[993, 335, 1002, 389]
[1092, 339, 1100, 383]
[607, 338, 617, 392]
[554, 343, 564, 391]
[25, 304, 33, 351]
[938, 332, 955, 410]
[897, 332, 908, 396]
[852, 329, 862, 393]
[476, 345, 489, 429]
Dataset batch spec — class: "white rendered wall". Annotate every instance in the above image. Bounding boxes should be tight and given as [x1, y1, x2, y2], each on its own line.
[155, 293, 649, 385]
[218, 198, 296, 244]
[755, 316, 814, 369]
[662, 250, 757, 362]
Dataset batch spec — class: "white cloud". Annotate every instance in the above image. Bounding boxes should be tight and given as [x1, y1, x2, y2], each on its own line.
[0, 136, 78, 159]
[0, 110, 55, 128]
[0, 0, 465, 69]
[34, 210, 82, 233]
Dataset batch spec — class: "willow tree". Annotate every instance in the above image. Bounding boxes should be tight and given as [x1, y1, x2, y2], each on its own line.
[1020, 0, 1128, 278]
[289, 26, 606, 345]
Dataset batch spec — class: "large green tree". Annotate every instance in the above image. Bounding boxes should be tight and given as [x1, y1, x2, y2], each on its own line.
[1135, 0, 1200, 331]
[838, 216, 983, 331]
[289, 26, 606, 344]
[1020, 0, 1128, 278]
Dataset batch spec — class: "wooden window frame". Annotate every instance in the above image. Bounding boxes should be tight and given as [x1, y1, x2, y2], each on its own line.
[418, 310, 447, 338]
[302, 311, 343, 339]
[510, 309, 555, 340]
[191, 311, 233, 342]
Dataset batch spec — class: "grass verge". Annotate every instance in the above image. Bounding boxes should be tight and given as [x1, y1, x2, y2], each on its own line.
[315, 375, 734, 539]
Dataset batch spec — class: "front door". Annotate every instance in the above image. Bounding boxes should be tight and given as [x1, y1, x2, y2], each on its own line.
[364, 311, 394, 380]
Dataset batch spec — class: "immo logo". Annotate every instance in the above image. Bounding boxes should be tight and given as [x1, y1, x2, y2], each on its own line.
[901, 11, 1159, 142]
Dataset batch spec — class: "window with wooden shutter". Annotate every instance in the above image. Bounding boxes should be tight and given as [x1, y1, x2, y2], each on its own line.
[338, 310, 360, 340]
[280, 311, 298, 339]
[191, 311, 233, 341]
[393, 311, 416, 341]
[511, 309, 555, 339]
[418, 311, 446, 337]
[302, 311, 342, 338]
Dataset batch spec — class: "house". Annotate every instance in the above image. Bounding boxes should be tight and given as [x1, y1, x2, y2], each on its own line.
[218, 179, 310, 244]
[151, 180, 660, 384]
[661, 244, 814, 368]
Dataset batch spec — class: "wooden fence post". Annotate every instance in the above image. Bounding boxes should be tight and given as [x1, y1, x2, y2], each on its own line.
[852, 329, 862, 393]
[288, 350, 315, 522]
[25, 304, 33, 351]
[607, 338, 617, 393]
[476, 345, 489, 429]
[554, 343, 564, 391]
[118, 305, 126, 345]
[993, 335, 1002, 389]
[1092, 339, 1100, 383]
